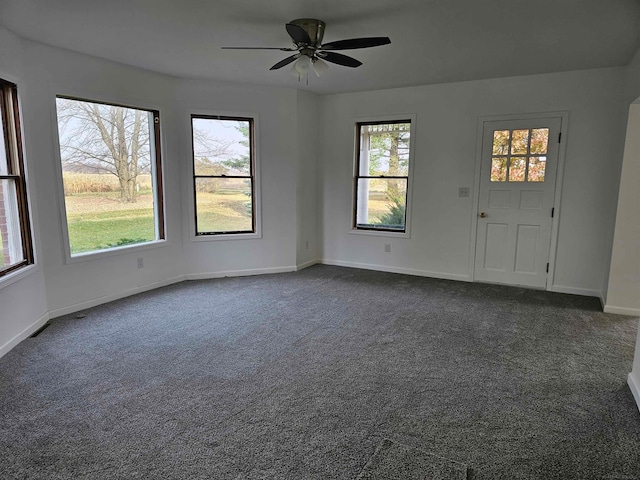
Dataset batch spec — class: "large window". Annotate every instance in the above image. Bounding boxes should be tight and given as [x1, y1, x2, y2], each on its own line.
[0, 79, 33, 277]
[354, 120, 412, 232]
[191, 115, 256, 235]
[55, 97, 164, 256]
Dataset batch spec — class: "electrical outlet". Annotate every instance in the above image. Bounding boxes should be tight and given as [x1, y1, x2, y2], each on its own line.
[384, 244, 391, 253]
[458, 187, 470, 197]
[137, 257, 144, 269]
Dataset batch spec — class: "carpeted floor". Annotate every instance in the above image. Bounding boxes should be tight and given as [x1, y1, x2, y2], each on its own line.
[1, 265, 639, 479]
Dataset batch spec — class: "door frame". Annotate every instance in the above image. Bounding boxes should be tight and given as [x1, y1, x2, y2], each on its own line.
[469, 111, 569, 290]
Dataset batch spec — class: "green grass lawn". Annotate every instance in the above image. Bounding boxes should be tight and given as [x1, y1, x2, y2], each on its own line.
[65, 190, 253, 254]
[67, 208, 156, 254]
[196, 191, 252, 233]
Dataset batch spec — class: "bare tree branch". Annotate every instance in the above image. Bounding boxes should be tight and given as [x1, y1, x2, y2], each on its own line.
[56, 98, 153, 202]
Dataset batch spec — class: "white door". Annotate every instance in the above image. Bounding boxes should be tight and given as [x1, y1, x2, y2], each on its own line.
[474, 117, 562, 288]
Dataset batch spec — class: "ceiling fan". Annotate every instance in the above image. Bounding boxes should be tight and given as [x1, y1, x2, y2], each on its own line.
[222, 18, 391, 77]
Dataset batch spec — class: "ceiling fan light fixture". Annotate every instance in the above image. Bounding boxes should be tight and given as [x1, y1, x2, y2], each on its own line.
[293, 55, 312, 74]
[290, 56, 313, 79]
[312, 58, 329, 77]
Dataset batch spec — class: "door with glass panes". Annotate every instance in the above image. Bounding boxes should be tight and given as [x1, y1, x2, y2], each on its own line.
[474, 117, 562, 288]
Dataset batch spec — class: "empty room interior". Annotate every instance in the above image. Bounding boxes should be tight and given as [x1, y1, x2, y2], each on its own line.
[1, 1, 640, 478]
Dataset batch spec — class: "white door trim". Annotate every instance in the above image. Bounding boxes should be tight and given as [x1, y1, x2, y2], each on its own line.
[469, 111, 569, 290]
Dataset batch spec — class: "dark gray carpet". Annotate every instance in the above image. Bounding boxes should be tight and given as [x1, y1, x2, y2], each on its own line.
[1, 265, 639, 479]
[356, 438, 467, 479]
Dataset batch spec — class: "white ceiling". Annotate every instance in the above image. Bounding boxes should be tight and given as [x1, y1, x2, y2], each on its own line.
[1, 0, 640, 94]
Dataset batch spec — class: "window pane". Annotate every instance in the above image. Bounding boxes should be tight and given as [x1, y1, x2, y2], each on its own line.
[511, 129, 529, 154]
[492, 130, 510, 155]
[0, 179, 25, 269]
[192, 118, 251, 176]
[355, 178, 407, 230]
[359, 123, 410, 176]
[196, 178, 253, 233]
[509, 157, 526, 181]
[528, 156, 546, 182]
[55, 98, 162, 255]
[530, 128, 549, 154]
[491, 157, 507, 182]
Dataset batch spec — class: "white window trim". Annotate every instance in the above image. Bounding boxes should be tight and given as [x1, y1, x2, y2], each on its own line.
[186, 110, 262, 242]
[349, 113, 417, 239]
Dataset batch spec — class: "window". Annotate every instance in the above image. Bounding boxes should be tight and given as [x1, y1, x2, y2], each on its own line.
[491, 128, 549, 182]
[0, 79, 33, 277]
[55, 97, 164, 256]
[191, 115, 256, 235]
[354, 120, 412, 232]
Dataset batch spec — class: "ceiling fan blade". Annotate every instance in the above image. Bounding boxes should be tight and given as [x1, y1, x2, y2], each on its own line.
[269, 54, 300, 70]
[321, 37, 391, 50]
[286, 23, 312, 44]
[221, 47, 297, 51]
[320, 52, 362, 68]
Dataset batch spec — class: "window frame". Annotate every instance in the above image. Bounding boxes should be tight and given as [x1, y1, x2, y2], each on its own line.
[0, 78, 33, 278]
[189, 113, 260, 239]
[351, 115, 416, 237]
[53, 94, 166, 261]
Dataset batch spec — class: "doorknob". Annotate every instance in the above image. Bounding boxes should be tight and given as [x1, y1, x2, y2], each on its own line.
[479, 212, 487, 218]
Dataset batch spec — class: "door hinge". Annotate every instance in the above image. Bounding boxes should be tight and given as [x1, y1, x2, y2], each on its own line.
[546, 263, 549, 273]
[551, 207, 554, 218]
[558, 132, 562, 143]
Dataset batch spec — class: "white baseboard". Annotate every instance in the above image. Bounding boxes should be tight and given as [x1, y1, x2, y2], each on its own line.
[320, 259, 472, 282]
[296, 259, 319, 271]
[628, 373, 640, 414]
[48, 275, 186, 318]
[549, 284, 601, 298]
[603, 304, 640, 316]
[185, 265, 297, 281]
[0, 312, 49, 359]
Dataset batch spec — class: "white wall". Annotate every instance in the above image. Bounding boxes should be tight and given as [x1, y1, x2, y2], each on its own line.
[607, 46, 640, 412]
[176, 79, 301, 277]
[296, 90, 319, 268]
[606, 103, 640, 316]
[0, 26, 49, 357]
[19, 41, 185, 316]
[608, 101, 640, 411]
[318, 68, 628, 296]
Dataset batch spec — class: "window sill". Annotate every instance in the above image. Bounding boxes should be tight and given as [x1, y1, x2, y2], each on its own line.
[0, 263, 39, 290]
[66, 239, 168, 264]
[349, 228, 411, 239]
[191, 232, 262, 242]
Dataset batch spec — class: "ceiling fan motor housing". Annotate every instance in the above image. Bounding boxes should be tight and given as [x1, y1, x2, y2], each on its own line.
[290, 18, 325, 47]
